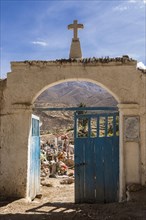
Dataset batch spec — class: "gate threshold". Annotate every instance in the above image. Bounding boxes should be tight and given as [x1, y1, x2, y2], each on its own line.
[33, 106, 118, 111]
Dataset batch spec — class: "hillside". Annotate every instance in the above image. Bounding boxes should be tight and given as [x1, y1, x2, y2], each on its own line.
[35, 81, 117, 106]
[33, 81, 117, 133]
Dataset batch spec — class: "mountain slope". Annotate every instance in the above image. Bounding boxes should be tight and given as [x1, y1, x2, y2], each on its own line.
[34, 81, 117, 133]
[35, 81, 117, 107]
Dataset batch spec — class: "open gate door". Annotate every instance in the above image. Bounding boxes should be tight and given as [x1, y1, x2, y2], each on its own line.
[27, 114, 40, 200]
[74, 111, 119, 203]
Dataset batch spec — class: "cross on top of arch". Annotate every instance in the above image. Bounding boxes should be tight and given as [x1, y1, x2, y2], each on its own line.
[68, 20, 84, 40]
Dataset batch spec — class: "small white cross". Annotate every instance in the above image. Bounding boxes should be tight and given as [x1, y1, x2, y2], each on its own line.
[68, 20, 84, 40]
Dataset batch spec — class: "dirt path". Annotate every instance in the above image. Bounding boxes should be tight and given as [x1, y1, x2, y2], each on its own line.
[0, 178, 146, 220]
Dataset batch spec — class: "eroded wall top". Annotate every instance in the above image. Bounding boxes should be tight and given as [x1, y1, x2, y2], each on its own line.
[2, 56, 145, 112]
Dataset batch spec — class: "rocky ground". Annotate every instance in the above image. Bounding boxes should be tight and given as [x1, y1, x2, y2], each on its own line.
[0, 178, 146, 220]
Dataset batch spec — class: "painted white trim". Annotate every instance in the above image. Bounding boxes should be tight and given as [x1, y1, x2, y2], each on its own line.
[26, 113, 40, 201]
[32, 114, 40, 120]
[26, 114, 32, 201]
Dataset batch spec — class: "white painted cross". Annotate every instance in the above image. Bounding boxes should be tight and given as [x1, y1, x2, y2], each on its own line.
[68, 20, 84, 40]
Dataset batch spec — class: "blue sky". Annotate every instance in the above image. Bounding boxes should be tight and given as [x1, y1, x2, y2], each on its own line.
[0, 0, 146, 78]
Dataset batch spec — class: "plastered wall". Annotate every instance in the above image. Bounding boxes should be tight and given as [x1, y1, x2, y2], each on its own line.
[0, 59, 146, 200]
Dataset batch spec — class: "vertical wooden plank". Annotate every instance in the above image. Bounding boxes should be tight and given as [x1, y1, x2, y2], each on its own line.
[75, 139, 85, 203]
[103, 113, 119, 202]
[113, 113, 116, 136]
[105, 115, 108, 137]
[74, 113, 80, 203]
[97, 116, 99, 138]
[103, 137, 115, 202]
[74, 113, 86, 203]
[112, 136, 119, 201]
[35, 136, 40, 195]
[29, 137, 36, 200]
[29, 115, 40, 201]
[84, 138, 96, 202]
[36, 119, 40, 195]
[84, 117, 96, 202]
[112, 113, 119, 201]
[95, 137, 105, 202]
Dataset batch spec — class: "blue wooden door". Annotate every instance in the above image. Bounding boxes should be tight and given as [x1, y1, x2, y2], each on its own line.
[28, 114, 40, 200]
[74, 112, 119, 203]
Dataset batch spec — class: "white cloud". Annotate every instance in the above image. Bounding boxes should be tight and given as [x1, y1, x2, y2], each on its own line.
[113, 0, 145, 12]
[113, 6, 128, 12]
[32, 41, 48, 46]
[128, 0, 137, 3]
[128, 0, 146, 4]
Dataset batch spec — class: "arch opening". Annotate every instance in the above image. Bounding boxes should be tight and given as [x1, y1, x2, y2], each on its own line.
[32, 78, 120, 104]
[28, 80, 119, 203]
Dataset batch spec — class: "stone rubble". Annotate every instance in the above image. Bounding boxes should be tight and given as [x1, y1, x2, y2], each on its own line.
[40, 133, 74, 186]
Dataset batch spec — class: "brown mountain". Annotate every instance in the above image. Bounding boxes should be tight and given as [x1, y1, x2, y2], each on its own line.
[35, 81, 117, 106]
[34, 81, 117, 133]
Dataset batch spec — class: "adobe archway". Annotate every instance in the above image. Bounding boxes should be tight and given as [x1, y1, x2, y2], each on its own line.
[0, 58, 146, 201]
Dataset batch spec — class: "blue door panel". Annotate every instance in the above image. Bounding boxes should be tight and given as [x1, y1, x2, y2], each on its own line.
[29, 138, 36, 199]
[74, 112, 119, 203]
[104, 138, 115, 202]
[112, 136, 119, 201]
[33, 136, 40, 195]
[84, 139, 96, 203]
[28, 116, 40, 200]
[75, 139, 85, 203]
[94, 138, 105, 203]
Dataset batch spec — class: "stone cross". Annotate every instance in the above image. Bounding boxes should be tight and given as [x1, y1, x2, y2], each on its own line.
[68, 20, 84, 40]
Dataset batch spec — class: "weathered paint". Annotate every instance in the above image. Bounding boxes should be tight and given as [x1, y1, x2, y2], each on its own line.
[33, 107, 118, 111]
[74, 112, 119, 203]
[27, 114, 40, 200]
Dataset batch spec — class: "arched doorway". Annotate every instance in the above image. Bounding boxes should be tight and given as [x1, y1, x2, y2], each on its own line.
[28, 80, 119, 203]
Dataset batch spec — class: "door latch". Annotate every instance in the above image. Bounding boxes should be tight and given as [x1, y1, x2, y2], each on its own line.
[75, 162, 87, 167]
